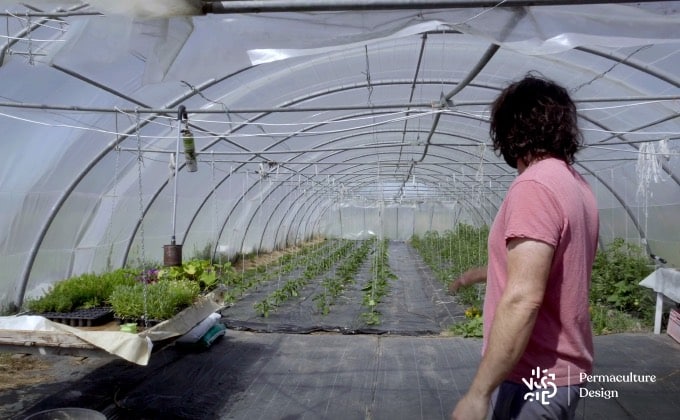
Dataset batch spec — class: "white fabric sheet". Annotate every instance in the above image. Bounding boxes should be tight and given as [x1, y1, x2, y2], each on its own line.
[640, 268, 680, 303]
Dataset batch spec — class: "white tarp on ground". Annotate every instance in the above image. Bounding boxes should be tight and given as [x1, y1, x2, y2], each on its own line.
[0, 315, 153, 365]
[0, 287, 226, 364]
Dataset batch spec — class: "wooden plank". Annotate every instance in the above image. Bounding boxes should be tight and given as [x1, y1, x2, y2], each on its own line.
[0, 329, 95, 349]
[0, 343, 111, 359]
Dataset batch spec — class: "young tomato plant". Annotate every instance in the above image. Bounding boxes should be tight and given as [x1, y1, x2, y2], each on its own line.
[360, 239, 395, 326]
[590, 238, 654, 322]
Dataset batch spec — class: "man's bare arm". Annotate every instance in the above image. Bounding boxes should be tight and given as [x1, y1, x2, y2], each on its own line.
[449, 265, 488, 294]
[451, 238, 553, 420]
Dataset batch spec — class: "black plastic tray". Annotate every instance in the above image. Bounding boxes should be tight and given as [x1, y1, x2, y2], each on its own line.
[38, 307, 114, 327]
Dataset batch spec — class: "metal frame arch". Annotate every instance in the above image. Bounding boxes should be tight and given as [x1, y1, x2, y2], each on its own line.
[5, 3, 680, 311]
[290, 187, 340, 241]
[271, 145, 503, 235]
[35, 27, 680, 275]
[286, 183, 335, 240]
[15, 108, 175, 308]
[194, 23, 680, 259]
[180, 104, 488, 258]
[360, 110, 671, 244]
[270, 140, 506, 241]
[573, 112, 680, 252]
[120, 101, 265, 265]
[202, 0, 664, 14]
[268, 180, 316, 250]
[475, 73, 676, 252]
[310, 145, 506, 206]
[236, 171, 321, 257]
[0, 3, 89, 66]
[307, 134, 509, 201]
[157, 78, 459, 256]
[576, 46, 680, 99]
[264, 126, 511, 239]
[13, 59, 268, 307]
[558, 44, 680, 192]
[321, 168, 497, 224]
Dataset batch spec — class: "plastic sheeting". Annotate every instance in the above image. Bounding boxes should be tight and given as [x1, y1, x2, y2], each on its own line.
[1, 2, 679, 309]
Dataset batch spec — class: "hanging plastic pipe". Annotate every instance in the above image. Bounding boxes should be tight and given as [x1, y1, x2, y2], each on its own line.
[183, 127, 198, 172]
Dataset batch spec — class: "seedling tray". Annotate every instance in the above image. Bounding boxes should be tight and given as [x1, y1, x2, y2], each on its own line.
[37, 307, 114, 327]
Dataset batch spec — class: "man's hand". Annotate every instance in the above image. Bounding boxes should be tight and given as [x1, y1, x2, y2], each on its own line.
[448, 266, 488, 295]
[451, 392, 489, 420]
[448, 277, 464, 294]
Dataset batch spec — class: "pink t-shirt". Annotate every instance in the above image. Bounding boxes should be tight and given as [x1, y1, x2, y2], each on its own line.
[483, 157, 599, 387]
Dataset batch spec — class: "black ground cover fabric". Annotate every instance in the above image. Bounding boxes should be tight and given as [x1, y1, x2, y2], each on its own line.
[11, 241, 680, 419]
[14, 333, 680, 420]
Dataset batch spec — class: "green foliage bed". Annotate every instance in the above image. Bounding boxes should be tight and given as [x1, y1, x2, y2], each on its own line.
[26, 259, 235, 322]
[412, 228, 656, 337]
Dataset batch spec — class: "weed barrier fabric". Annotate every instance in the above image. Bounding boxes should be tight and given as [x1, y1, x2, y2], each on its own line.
[14, 332, 680, 420]
[9, 241, 680, 420]
[220, 241, 465, 335]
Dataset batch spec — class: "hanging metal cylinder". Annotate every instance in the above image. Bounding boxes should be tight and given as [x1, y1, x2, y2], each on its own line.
[163, 243, 183, 267]
[182, 128, 198, 172]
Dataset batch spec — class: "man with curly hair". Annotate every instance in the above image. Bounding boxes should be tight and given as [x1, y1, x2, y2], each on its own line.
[450, 74, 599, 420]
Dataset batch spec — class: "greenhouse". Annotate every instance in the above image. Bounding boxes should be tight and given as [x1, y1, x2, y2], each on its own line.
[0, 1, 679, 419]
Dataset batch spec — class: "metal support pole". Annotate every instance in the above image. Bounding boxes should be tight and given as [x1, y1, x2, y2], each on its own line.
[650, 254, 668, 334]
[172, 106, 186, 245]
[202, 0, 664, 14]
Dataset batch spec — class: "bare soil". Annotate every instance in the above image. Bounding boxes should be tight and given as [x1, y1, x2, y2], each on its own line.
[230, 237, 325, 271]
[0, 353, 52, 391]
[0, 352, 108, 419]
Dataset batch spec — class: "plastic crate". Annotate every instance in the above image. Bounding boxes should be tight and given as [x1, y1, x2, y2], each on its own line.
[668, 308, 680, 344]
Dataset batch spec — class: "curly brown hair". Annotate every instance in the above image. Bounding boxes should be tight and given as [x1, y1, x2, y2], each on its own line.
[489, 74, 582, 169]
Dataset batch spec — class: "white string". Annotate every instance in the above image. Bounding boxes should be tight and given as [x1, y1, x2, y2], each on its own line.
[587, 144, 680, 156]
[582, 127, 680, 136]
[1, 107, 679, 141]
[135, 109, 146, 264]
[105, 143, 121, 270]
[0, 110, 175, 139]
[4, 10, 71, 30]
[449, 0, 509, 26]
[25, 12, 33, 65]
[636, 140, 668, 197]
[635, 139, 670, 241]
[135, 108, 149, 327]
[211, 151, 218, 264]
[0, 109, 447, 140]
[609, 168, 615, 240]
[106, 115, 121, 248]
[193, 109, 416, 127]
[579, 99, 678, 112]
[0, 33, 66, 42]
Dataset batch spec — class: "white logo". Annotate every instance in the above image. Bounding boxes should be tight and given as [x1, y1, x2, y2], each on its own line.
[522, 367, 557, 405]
